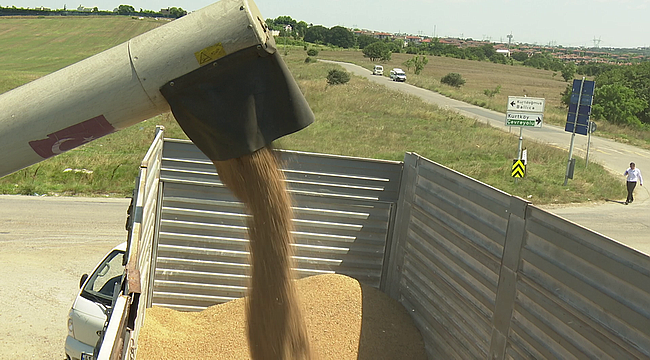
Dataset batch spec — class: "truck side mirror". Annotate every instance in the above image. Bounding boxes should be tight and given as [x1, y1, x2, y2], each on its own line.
[79, 274, 89, 289]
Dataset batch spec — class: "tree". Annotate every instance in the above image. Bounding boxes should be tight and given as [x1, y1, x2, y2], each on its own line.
[489, 53, 507, 64]
[511, 51, 529, 62]
[385, 39, 403, 54]
[294, 21, 308, 39]
[117, 4, 135, 15]
[363, 41, 391, 62]
[595, 61, 650, 124]
[561, 63, 576, 82]
[304, 25, 329, 44]
[592, 84, 646, 126]
[357, 34, 379, 49]
[168, 7, 187, 18]
[403, 55, 429, 75]
[326, 26, 355, 48]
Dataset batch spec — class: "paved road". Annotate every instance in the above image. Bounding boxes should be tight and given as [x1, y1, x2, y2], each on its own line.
[0, 195, 129, 359]
[323, 60, 650, 255]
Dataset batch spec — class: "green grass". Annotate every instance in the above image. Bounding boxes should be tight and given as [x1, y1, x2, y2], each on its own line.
[0, 16, 166, 89]
[279, 52, 622, 204]
[0, 19, 624, 204]
[317, 49, 650, 149]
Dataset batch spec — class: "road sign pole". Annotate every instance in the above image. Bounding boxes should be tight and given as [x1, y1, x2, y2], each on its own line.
[586, 124, 592, 168]
[517, 127, 523, 159]
[564, 77, 585, 186]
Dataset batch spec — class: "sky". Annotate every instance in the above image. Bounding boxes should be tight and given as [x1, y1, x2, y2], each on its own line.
[3, 0, 649, 48]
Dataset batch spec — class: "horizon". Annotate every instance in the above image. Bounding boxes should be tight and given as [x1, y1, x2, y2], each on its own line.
[2, 0, 649, 49]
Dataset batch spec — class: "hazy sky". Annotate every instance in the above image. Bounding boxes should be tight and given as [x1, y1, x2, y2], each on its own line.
[4, 0, 649, 48]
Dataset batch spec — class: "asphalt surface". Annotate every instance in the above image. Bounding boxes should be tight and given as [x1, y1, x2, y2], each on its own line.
[0, 195, 129, 359]
[323, 60, 650, 256]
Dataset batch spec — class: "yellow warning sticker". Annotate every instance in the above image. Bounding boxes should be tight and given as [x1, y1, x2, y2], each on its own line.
[194, 43, 227, 66]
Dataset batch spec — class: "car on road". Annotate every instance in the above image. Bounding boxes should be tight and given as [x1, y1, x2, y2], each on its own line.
[390, 68, 407, 82]
[65, 242, 126, 360]
[372, 65, 384, 76]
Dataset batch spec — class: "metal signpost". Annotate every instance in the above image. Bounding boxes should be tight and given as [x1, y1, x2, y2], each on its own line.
[586, 120, 597, 167]
[506, 96, 545, 180]
[563, 77, 595, 185]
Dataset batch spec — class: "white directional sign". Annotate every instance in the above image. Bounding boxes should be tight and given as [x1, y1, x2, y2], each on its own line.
[507, 96, 546, 113]
[506, 96, 545, 128]
[506, 112, 543, 127]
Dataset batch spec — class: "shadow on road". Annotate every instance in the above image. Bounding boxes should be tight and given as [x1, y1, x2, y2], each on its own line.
[605, 199, 627, 205]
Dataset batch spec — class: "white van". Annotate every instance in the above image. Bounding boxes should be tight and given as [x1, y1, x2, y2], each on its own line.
[372, 65, 384, 76]
[65, 242, 126, 360]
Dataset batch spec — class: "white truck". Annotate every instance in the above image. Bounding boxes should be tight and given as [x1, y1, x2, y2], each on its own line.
[390, 68, 407, 82]
[66, 243, 127, 360]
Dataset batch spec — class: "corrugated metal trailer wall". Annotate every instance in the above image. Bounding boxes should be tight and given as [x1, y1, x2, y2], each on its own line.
[384, 152, 650, 360]
[150, 138, 403, 311]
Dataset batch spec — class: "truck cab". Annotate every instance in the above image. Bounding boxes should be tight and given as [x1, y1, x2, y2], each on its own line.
[65, 242, 126, 360]
[389, 68, 406, 82]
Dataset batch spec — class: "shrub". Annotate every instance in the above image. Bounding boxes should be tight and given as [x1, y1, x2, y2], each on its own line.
[307, 48, 319, 56]
[441, 72, 466, 87]
[326, 69, 350, 85]
[304, 56, 316, 64]
[483, 85, 501, 97]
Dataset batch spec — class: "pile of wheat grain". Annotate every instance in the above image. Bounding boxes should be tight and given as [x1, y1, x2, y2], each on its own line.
[138, 273, 427, 360]
[137, 146, 426, 360]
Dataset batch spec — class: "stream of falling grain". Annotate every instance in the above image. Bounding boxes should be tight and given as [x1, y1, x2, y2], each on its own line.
[213, 146, 312, 360]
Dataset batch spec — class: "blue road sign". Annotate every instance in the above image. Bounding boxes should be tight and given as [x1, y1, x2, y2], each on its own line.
[565, 120, 589, 135]
[570, 93, 593, 106]
[565, 79, 595, 136]
[572, 79, 595, 96]
[568, 103, 592, 116]
[567, 112, 589, 125]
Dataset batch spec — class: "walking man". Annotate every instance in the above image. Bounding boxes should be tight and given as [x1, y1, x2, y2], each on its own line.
[624, 162, 643, 204]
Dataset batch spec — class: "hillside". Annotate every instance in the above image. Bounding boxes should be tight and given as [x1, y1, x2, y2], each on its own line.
[0, 16, 166, 92]
[0, 17, 623, 204]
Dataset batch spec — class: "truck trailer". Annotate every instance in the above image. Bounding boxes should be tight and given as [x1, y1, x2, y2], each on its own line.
[96, 128, 650, 359]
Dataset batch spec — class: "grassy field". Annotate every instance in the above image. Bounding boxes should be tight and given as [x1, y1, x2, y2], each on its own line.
[0, 16, 167, 92]
[317, 49, 650, 149]
[0, 17, 624, 203]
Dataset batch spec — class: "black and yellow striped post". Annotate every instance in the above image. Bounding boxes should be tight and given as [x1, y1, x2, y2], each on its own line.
[512, 159, 526, 178]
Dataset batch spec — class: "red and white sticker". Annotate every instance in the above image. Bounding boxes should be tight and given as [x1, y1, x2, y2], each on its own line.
[29, 115, 115, 159]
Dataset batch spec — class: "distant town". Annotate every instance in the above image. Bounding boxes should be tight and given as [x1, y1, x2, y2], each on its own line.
[350, 29, 650, 65]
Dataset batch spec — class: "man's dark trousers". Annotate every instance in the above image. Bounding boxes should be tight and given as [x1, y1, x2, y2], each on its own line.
[627, 181, 637, 203]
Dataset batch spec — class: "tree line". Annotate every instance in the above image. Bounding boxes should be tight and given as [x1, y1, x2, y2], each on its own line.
[562, 62, 650, 127]
[0, 5, 187, 18]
